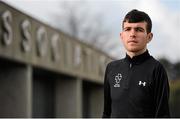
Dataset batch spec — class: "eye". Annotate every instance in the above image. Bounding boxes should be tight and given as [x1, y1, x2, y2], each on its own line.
[135, 27, 145, 32]
[124, 27, 131, 31]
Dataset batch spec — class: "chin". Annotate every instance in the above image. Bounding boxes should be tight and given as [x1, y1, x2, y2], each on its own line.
[128, 47, 146, 54]
[127, 48, 140, 52]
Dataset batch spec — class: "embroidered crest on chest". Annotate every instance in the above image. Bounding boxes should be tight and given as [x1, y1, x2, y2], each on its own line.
[114, 73, 122, 87]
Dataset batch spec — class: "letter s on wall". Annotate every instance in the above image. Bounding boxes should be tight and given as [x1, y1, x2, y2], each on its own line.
[1, 10, 13, 46]
[36, 26, 48, 57]
[20, 19, 31, 52]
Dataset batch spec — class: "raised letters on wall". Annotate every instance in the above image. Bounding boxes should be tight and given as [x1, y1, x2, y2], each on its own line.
[1, 10, 12, 46]
[20, 19, 31, 52]
[36, 26, 48, 57]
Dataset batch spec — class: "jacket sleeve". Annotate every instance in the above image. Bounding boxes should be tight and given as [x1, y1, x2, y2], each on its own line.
[153, 63, 170, 117]
[102, 63, 111, 118]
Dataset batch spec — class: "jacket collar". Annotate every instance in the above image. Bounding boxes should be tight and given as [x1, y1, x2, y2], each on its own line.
[125, 50, 151, 65]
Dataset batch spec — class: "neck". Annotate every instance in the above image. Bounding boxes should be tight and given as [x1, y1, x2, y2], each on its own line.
[127, 48, 147, 58]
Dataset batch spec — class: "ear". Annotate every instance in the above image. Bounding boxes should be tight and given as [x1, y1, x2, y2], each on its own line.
[120, 32, 123, 41]
[147, 33, 153, 43]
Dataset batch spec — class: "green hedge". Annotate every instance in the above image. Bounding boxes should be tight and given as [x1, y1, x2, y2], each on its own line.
[169, 80, 180, 117]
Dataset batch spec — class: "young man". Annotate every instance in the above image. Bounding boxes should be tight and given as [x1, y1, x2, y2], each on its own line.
[103, 9, 170, 118]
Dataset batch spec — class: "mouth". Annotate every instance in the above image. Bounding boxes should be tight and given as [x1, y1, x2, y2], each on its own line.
[128, 40, 138, 44]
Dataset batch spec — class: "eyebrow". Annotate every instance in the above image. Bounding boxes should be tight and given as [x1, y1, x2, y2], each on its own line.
[123, 26, 145, 31]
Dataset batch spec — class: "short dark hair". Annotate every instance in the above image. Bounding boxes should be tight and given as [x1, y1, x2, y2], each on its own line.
[122, 9, 152, 33]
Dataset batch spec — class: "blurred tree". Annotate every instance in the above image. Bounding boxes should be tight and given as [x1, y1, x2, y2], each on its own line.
[52, 1, 119, 56]
[159, 58, 174, 80]
[169, 80, 180, 117]
[173, 62, 180, 80]
[160, 59, 180, 117]
[159, 58, 180, 80]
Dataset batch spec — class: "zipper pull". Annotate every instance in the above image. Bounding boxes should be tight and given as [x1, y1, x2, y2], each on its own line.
[130, 63, 132, 68]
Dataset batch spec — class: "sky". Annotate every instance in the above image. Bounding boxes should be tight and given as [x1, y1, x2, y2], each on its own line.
[2, 0, 180, 63]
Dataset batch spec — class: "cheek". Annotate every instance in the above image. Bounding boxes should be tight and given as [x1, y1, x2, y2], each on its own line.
[121, 37, 128, 47]
[144, 36, 150, 44]
[139, 35, 148, 43]
[121, 34, 128, 42]
[120, 34, 125, 44]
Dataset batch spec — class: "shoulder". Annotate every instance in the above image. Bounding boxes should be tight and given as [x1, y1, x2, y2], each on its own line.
[152, 57, 166, 70]
[104, 59, 125, 81]
[106, 59, 124, 69]
[104, 59, 125, 74]
[147, 56, 166, 69]
[149, 57, 168, 76]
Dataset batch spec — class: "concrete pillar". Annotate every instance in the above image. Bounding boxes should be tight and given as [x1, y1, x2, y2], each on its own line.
[55, 77, 82, 118]
[32, 73, 55, 118]
[89, 85, 104, 117]
[83, 81, 103, 118]
[0, 60, 32, 118]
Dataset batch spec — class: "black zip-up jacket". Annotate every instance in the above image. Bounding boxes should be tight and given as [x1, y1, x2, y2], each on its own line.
[103, 50, 170, 118]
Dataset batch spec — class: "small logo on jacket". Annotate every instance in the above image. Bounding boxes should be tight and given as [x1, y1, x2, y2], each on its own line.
[114, 73, 122, 87]
[138, 81, 146, 87]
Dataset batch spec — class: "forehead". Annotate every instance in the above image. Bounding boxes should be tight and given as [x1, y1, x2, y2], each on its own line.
[123, 21, 147, 28]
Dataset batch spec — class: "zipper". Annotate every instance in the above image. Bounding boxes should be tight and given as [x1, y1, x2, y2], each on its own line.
[124, 63, 132, 90]
[130, 63, 132, 68]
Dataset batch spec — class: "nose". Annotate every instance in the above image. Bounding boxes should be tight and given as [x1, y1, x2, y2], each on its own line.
[130, 29, 136, 38]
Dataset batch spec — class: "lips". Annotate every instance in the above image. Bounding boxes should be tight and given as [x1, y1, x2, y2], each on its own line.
[128, 40, 138, 44]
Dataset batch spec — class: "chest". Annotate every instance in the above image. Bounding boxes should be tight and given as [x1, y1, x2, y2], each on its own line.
[108, 64, 154, 103]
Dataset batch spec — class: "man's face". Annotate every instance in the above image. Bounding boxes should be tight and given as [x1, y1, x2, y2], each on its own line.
[120, 21, 153, 54]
